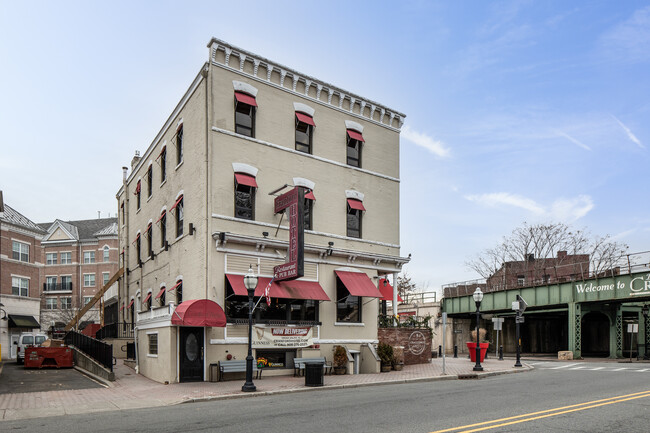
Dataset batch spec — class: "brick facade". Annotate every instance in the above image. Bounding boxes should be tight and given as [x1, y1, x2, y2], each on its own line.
[378, 328, 432, 365]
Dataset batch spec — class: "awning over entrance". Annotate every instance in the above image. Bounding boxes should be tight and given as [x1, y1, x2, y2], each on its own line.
[226, 274, 330, 301]
[8, 314, 40, 328]
[172, 299, 227, 327]
[335, 271, 382, 297]
[378, 278, 403, 302]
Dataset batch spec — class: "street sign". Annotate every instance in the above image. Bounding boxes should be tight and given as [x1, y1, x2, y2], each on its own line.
[516, 316, 525, 324]
[512, 301, 520, 311]
[454, 329, 463, 334]
[628, 323, 639, 333]
[516, 295, 528, 312]
[492, 317, 504, 331]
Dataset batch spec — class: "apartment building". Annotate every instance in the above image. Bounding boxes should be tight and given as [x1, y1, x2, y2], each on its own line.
[117, 38, 408, 383]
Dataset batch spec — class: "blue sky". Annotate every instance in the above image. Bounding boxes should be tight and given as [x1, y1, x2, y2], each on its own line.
[1, 1, 649, 294]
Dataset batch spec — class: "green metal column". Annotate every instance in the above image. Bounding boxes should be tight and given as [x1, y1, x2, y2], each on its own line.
[615, 305, 623, 358]
[568, 302, 581, 359]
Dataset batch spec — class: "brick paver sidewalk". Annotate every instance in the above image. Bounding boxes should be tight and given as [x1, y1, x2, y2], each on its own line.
[0, 357, 529, 421]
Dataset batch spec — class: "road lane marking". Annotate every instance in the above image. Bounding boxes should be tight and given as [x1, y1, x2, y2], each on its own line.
[590, 367, 605, 370]
[569, 366, 586, 370]
[550, 363, 580, 369]
[637, 368, 649, 372]
[612, 368, 628, 371]
[429, 390, 650, 433]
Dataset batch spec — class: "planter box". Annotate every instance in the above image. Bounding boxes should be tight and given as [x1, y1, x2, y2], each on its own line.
[466, 342, 489, 363]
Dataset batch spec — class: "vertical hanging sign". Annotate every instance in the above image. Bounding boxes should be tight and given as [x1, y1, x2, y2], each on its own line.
[274, 187, 304, 281]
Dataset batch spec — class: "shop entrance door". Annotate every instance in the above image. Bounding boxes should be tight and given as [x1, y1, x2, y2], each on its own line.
[179, 327, 203, 382]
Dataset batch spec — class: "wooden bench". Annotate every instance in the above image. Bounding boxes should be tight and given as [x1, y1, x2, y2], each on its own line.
[218, 360, 260, 381]
[293, 357, 332, 377]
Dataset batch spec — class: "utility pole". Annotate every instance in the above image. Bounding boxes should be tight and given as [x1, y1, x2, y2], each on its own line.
[513, 294, 527, 368]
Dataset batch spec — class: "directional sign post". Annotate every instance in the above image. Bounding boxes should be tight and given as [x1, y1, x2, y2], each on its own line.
[492, 317, 504, 359]
[514, 295, 527, 368]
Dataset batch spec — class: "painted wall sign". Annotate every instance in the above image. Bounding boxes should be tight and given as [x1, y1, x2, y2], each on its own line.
[407, 330, 427, 355]
[574, 273, 650, 299]
[253, 326, 313, 348]
[273, 187, 304, 281]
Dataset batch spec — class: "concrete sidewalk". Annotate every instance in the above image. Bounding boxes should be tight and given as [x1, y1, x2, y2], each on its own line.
[0, 357, 530, 421]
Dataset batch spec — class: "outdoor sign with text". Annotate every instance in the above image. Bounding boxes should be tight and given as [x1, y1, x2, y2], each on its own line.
[273, 187, 304, 281]
[253, 326, 313, 348]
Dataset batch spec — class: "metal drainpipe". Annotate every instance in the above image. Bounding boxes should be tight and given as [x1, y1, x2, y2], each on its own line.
[203, 62, 210, 302]
[393, 272, 399, 325]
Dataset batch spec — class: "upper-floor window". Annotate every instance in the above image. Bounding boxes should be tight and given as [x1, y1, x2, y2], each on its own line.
[84, 273, 96, 287]
[61, 297, 72, 310]
[346, 199, 365, 239]
[83, 296, 93, 306]
[234, 173, 257, 220]
[304, 189, 315, 231]
[157, 210, 167, 247]
[346, 129, 364, 168]
[61, 275, 72, 290]
[45, 298, 57, 310]
[169, 280, 183, 304]
[176, 125, 183, 165]
[157, 286, 166, 306]
[45, 276, 57, 291]
[295, 112, 314, 154]
[234, 92, 257, 137]
[83, 251, 95, 264]
[142, 291, 152, 311]
[135, 180, 142, 210]
[336, 276, 361, 323]
[120, 201, 125, 224]
[146, 222, 153, 257]
[517, 275, 525, 286]
[136, 234, 142, 264]
[61, 252, 72, 264]
[46, 253, 57, 265]
[159, 146, 167, 183]
[147, 165, 153, 198]
[103, 272, 110, 287]
[103, 246, 110, 262]
[170, 196, 184, 238]
[12, 277, 29, 297]
[12, 241, 29, 262]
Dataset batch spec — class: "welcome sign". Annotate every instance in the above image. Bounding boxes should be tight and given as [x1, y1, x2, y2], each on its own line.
[574, 272, 650, 301]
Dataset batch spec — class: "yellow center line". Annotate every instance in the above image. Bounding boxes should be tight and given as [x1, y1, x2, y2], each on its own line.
[429, 390, 650, 433]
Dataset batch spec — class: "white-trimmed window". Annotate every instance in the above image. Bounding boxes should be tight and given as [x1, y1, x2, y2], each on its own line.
[135, 179, 142, 210]
[46, 253, 58, 265]
[234, 92, 257, 137]
[346, 198, 366, 239]
[61, 252, 72, 264]
[148, 333, 158, 355]
[103, 272, 110, 287]
[170, 195, 183, 237]
[12, 241, 29, 262]
[83, 251, 95, 264]
[61, 275, 72, 291]
[147, 164, 153, 198]
[295, 111, 315, 154]
[45, 298, 57, 310]
[83, 296, 93, 306]
[45, 276, 58, 291]
[159, 146, 167, 183]
[84, 273, 96, 287]
[61, 297, 72, 310]
[176, 125, 184, 165]
[346, 129, 364, 168]
[103, 246, 110, 262]
[12, 277, 29, 297]
[234, 173, 257, 221]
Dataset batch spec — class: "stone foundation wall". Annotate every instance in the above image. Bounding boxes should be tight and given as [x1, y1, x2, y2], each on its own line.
[378, 328, 432, 365]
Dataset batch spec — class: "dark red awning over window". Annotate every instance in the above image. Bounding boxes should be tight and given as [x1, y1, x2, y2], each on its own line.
[234, 91, 257, 107]
[296, 112, 315, 126]
[168, 281, 182, 291]
[156, 210, 166, 224]
[155, 287, 166, 299]
[347, 129, 365, 142]
[235, 173, 258, 188]
[172, 299, 227, 327]
[226, 274, 330, 301]
[142, 292, 152, 304]
[170, 195, 183, 211]
[119, 304, 125, 312]
[347, 198, 366, 211]
[305, 190, 316, 201]
[127, 299, 134, 308]
[335, 270, 382, 297]
[378, 278, 403, 302]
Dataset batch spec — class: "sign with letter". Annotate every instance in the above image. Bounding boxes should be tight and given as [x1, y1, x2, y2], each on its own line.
[273, 187, 305, 281]
[253, 326, 313, 348]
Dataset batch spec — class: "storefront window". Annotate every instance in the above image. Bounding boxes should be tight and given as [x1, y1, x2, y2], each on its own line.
[256, 349, 296, 369]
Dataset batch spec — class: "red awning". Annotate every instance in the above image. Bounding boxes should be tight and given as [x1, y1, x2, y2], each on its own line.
[234, 173, 258, 188]
[127, 299, 134, 308]
[142, 292, 152, 304]
[170, 195, 183, 212]
[146, 222, 152, 232]
[226, 274, 330, 301]
[296, 112, 315, 126]
[156, 210, 166, 224]
[234, 91, 257, 107]
[168, 281, 182, 291]
[379, 278, 403, 302]
[134, 180, 141, 195]
[132, 233, 141, 244]
[335, 270, 382, 297]
[156, 145, 166, 160]
[172, 299, 227, 327]
[347, 198, 366, 211]
[155, 287, 166, 299]
[305, 189, 316, 201]
[347, 129, 365, 142]
[119, 304, 125, 312]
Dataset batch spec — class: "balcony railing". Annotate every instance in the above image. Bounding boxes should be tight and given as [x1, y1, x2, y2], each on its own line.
[95, 322, 134, 340]
[43, 282, 73, 292]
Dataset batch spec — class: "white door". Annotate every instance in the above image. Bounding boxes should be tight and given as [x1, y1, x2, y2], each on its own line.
[10, 334, 19, 358]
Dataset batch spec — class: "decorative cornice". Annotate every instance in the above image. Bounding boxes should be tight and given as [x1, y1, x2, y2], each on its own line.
[207, 38, 405, 131]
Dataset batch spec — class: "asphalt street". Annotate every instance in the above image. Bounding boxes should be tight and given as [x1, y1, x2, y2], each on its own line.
[3, 361, 650, 432]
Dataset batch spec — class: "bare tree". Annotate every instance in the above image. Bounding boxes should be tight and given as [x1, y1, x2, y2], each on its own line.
[466, 222, 628, 283]
[396, 272, 418, 299]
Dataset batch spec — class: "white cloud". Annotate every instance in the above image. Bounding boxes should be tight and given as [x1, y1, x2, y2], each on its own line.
[465, 192, 545, 214]
[599, 6, 650, 64]
[401, 124, 450, 158]
[465, 192, 594, 222]
[612, 115, 645, 149]
[555, 130, 591, 151]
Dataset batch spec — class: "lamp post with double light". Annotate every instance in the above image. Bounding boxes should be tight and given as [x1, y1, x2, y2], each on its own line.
[242, 266, 258, 392]
[473, 287, 484, 372]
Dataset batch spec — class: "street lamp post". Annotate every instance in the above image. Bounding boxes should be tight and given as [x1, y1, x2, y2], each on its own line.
[643, 305, 649, 361]
[242, 266, 258, 392]
[473, 287, 484, 372]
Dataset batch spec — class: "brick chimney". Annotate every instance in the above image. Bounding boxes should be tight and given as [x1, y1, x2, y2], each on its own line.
[557, 251, 567, 260]
[131, 151, 141, 170]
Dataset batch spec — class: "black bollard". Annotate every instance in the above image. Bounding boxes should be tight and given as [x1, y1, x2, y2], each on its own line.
[438, 345, 442, 357]
[453, 345, 458, 358]
[499, 345, 504, 361]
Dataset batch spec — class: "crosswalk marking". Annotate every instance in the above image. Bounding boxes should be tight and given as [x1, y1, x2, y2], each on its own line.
[612, 368, 628, 371]
[550, 363, 580, 369]
[590, 367, 605, 370]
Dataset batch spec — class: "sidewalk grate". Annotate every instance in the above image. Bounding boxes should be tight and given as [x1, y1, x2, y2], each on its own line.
[458, 374, 478, 379]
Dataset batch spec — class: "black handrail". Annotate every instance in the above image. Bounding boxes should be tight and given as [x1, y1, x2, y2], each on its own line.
[64, 330, 113, 372]
[96, 322, 134, 340]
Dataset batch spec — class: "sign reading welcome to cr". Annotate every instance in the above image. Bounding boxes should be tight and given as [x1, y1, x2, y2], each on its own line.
[574, 272, 650, 300]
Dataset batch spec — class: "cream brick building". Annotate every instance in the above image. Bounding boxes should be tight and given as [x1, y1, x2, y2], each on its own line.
[117, 38, 408, 383]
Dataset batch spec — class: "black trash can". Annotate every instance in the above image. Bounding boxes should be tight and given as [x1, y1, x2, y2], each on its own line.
[304, 361, 324, 387]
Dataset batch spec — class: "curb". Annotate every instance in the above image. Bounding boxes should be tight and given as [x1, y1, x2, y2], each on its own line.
[178, 365, 533, 405]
